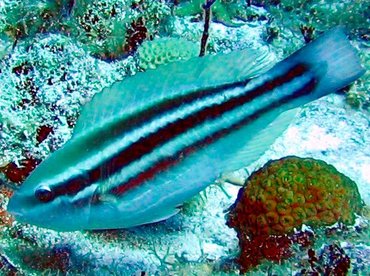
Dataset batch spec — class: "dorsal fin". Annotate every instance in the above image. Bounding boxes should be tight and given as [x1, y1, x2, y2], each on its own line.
[73, 48, 275, 137]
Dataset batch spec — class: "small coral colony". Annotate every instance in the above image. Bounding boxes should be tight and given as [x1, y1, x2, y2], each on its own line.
[0, 0, 369, 274]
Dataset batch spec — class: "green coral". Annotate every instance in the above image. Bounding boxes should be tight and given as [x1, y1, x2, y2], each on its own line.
[136, 37, 199, 70]
[175, 0, 263, 27]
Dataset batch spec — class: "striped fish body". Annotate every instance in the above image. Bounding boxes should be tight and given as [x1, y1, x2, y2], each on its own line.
[8, 28, 364, 231]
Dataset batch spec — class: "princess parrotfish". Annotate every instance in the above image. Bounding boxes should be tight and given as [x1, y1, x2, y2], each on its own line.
[8, 27, 364, 231]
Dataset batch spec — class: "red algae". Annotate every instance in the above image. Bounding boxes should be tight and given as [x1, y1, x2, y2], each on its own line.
[1, 157, 39, 183]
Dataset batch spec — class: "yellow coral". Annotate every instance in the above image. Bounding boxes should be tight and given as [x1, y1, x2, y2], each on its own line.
[227, 156, 364, 236]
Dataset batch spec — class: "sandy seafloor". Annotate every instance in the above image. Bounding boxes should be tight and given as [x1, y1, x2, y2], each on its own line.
[0, 1, 369, 275]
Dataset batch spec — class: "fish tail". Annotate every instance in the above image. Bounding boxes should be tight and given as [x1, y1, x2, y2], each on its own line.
[282, 26, 364, 97]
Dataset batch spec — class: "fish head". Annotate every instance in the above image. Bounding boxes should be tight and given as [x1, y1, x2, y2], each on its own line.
[7, 168, 92, 232]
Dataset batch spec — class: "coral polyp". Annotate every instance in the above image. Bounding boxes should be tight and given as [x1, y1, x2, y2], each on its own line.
[227, 156, 365, 272]
[228, 156, 364, 237]
[136, 37, 199, 70]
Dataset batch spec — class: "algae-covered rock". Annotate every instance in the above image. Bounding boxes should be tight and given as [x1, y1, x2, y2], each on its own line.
[67, 0, 170, 60]
[136, 37, 199, 70]
[227, 156, 364, 237]
[0, 0, 65, 40]
[0, 33, 127, 165]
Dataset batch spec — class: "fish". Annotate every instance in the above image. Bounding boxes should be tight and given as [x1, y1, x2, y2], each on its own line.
[7, 27, 364, 231]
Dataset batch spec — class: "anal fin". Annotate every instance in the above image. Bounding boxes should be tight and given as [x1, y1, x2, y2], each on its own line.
[221, 107, 300, 173]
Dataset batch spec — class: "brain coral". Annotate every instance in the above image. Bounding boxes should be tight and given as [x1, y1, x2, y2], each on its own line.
[227, 156, 364, 237]
[136, 37, 199, 70]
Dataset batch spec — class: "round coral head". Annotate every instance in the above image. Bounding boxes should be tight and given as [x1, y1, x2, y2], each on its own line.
[227, 156, 364, 237]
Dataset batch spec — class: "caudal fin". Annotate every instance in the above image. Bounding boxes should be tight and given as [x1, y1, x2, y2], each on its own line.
[286, 26, 365, 96]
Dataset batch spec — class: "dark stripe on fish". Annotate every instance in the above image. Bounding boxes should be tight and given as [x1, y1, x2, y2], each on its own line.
[104, 76, 316, 198]
[55, 64, 308, 199]
[52, 79, 251, 196]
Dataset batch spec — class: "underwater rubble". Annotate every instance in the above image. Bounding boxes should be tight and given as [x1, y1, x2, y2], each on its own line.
[0, 0, 369, 275]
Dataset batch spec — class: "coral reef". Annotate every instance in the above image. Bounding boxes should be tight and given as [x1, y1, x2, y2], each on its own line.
[227, 156, 364, 272]
[0, 33, 129, 167]
[253, 0, 369, 39]
[67, 0, 171, 60]
[0, 0, 368, 274]
[228, 156, 364, 236]
[0, 34, 13, 59]
[0, 251, 19, 276]
[0, 157, 39, 183]
[0, 1, 172, 61]
[136, 37, 199, 70]
[21, 245, 73, 273]
[250, 0, 370, 111]
[242, 218, 370, 275]
[0, 0, 64, 40]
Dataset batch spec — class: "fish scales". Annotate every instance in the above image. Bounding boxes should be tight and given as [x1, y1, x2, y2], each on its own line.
[8, 27, 365, 231]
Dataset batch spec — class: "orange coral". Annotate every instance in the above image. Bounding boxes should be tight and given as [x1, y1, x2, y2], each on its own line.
[227, 156, 364, 272]
[227, 156, 364, 237]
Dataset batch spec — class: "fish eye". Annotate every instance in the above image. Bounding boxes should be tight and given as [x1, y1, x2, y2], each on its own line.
[35, 186, 55, 203]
